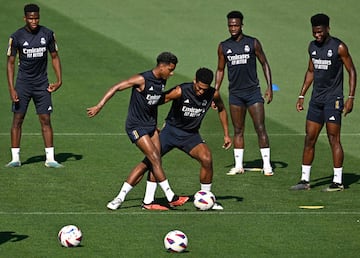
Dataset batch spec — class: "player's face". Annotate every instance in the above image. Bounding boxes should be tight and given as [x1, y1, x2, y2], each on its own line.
[194, 81, 210, 96]
[312, 25, 329, 44]
[159, 63, 176, 79]
[227, 18, 242, 38]
[24, 12, 40, 31]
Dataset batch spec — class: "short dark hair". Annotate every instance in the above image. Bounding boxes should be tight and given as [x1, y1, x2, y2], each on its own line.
[196, 67, 214, 85]
[24, 4, 40, 14]
[156, 52, 178, 65]
[227, 10, 244, 21]
[311, 13, 329, 27]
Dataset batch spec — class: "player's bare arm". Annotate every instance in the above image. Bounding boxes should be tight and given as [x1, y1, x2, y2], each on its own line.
[6, 55, 18, 102]
[87, 74, 145, 117]
[215, 44, 226, 91]
[254, 39, 273, 104]
[296, 58, 314, 112]
[164, 85, 182, 103]
[213, 91, 232, 149]
[339, 43, 357, 116]
[48, 51, 62, 92]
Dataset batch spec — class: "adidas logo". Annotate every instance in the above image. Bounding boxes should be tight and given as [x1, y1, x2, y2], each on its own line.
[226, 49, 232, 54]
[311, 51, 316, 55]
[149, 86, 154, 91]
[23, 41, 29, 46]
[184, 99, 190, 103]
[48, 106, 52, 111]
[329, 116, 335, 121]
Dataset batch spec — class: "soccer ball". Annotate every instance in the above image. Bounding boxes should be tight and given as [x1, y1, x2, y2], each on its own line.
[163, 230, 188, 253]
[193, 190, 216, 210]
[58, 225, 82, 247]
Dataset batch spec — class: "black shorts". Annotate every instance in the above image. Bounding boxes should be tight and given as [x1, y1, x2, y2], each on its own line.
[126, 126, 156, 143]
[12, 81, 52, 114]
[159, 123, 204, 155]
[229, 87, 264, 107]
[307, 98, 343, 125]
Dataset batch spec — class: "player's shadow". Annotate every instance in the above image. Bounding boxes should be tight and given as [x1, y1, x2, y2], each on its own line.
[22, 152, 83, 165]
[226, 159, 288, 170]
[0, 231, 28, 245]
[311, 173, 360, 189]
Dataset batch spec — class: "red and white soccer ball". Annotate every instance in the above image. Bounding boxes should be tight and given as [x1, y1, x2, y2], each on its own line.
[193, 190, 216, 210]
[58, 225, 82, 247]
[163, 230, 188, 253]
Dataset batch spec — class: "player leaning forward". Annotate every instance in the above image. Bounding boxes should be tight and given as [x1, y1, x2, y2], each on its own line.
[6, 4, 63, 168]
[291, 13, 357, 192]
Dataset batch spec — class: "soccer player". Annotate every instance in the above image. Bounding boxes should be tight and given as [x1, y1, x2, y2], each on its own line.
[6, 4, 63, 168]
[106, 67, 232, 211]
[87, 52, 189, 208]
[290, 14, 357, 192]
[215, 11, 273, 176]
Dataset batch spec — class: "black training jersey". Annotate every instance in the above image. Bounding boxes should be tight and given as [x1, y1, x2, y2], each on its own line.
[7, 25, 58, 84]
[220, 35, 259, 94]
[125, 70, 166, 129]
[165, 83, 215, 132]
[309, 36, 344, 103]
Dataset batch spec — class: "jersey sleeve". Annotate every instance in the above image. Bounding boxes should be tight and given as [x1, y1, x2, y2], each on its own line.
[6, 36, 18, 57]
[48, 32, 59, 53]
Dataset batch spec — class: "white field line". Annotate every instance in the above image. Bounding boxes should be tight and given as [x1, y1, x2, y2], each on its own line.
[0, 211, 359, 215]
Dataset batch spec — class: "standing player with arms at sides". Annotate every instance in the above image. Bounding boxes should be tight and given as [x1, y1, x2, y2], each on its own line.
[290, 14, 356, 192]
[87, 52, 189, 208]
[6, 4, 63, 168]
[215, 10, 273, 176]
[106, 67, 232, 211]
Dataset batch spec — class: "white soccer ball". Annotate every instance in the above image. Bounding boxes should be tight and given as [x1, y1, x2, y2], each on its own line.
[58, 225, 82, 247]
[163, 230, 188, 253]
[193, 190, 216, 210]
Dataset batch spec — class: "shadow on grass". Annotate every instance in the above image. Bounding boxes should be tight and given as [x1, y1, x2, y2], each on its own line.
[225, 159, 288, 170]
[0, 231, 28, 245]
[22, 152, 83, 165]
[311, 173, 360, 189]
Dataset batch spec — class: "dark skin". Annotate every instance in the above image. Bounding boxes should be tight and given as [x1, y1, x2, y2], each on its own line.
[215, 17, 272, 150]
[7, 11, 62, 148]
[296, 25, 357, 168]
[87, 62, 176, 183]
[125, 79, 232, 187]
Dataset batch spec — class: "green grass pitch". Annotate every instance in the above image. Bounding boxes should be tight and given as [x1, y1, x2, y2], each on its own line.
[0, 0, 359, 257]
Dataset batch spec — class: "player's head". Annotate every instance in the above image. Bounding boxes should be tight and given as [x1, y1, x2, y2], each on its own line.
[194, 68, 213, 96]
[310, 13, 330, 44]
[156, 52, 178, 80]
[227, 11, 243, 38]
[227, 10, 243, 22]
[311, 13, 329, 27]
[24, 4, 40, 31]
[196, 67, 214, 85]
[24, 3, 40, 15]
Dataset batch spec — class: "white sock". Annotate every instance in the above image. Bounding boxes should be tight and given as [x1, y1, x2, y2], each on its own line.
[301, 165, 311, 182]
[260, 148, 271, 168]
[143, 181, 157, 204]
[11, 148, 20, 162]
[45, 147, 55, 162]
[200, 183, 211, 192]
[158, 179, 175, 202]
[116, 182, 133, 202]
[333, 167, 343, 184]
[234, 149, 244, 168]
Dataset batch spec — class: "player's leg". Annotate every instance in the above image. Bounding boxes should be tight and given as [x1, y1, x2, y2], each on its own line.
[6, 112, 25, 167]
[227, 104, 246, 175]
[247, 102, 272, 175]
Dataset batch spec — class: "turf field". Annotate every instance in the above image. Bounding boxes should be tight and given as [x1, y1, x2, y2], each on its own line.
[0, 0, 359, 257]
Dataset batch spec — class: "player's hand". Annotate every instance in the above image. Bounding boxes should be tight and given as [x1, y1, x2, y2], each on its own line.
[296, 99, 304, 112]
[87, 105, 102, 117]
[343, 98, 354, 116]
[9, 88, 19, 102]
[264, 88, 273, 104]
[222, 135, 232, 150]
[47, 82, 62, 92]
[211, 101, 218, 110]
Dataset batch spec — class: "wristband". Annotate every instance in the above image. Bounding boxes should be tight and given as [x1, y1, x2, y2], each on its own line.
[348, 96, 355, 99]
[298, 96, 305, 99]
